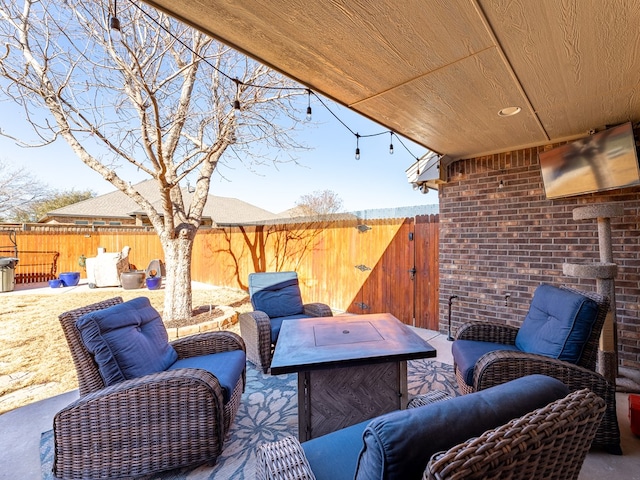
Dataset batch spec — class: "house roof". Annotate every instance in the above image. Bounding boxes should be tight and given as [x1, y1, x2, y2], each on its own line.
[43, 179, 278, 225]
[142, 0, 640, 161]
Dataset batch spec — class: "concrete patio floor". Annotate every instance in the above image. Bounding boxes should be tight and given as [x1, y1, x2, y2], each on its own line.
[0, 285, 638, 479]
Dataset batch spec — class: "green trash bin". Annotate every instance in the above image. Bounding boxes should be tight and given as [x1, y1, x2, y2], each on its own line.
[0, 257, 19, 292]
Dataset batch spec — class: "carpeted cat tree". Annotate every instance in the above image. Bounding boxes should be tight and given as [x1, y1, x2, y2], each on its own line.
[563, 203, 640, 392]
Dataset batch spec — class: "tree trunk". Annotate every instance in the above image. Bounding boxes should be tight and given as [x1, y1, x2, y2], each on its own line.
[161, 232, 195, 322]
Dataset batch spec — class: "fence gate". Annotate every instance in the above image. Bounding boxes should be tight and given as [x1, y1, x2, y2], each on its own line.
[348, 215, 439, 330]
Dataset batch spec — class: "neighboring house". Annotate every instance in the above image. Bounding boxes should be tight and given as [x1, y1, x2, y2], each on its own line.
[39, 179, 279, 227]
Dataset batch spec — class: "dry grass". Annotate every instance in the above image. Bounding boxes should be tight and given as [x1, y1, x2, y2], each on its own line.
[0, 284, 251, 415]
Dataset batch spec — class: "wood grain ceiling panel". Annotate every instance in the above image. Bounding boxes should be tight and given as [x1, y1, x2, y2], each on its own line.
[480, 0, 640, 139]
[355, 49, 546, 158]
[144, 0, 495, 105]
[143, 0, 640, 158]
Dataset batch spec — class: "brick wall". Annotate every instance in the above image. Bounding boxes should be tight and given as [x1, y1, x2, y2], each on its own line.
[438, 131, 640, 370]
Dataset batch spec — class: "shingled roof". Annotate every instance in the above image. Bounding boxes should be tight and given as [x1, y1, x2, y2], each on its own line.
[42, 179, 278, 226]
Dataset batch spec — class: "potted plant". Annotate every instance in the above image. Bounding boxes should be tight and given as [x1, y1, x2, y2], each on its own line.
[145, 269, 162, 290]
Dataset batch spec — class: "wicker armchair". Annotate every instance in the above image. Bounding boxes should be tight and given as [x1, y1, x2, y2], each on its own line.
[239, 271, 332, 373]
[424, 388, 605, 480]
[452, 284, 620, 453]
[256, 387, 604, 480]
[53, 297, 246, 479]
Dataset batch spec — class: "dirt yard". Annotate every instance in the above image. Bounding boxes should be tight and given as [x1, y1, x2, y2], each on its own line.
[0, 284, 251, 415]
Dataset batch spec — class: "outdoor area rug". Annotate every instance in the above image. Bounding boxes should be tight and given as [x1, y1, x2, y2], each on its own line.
[41, 359, 457, 480]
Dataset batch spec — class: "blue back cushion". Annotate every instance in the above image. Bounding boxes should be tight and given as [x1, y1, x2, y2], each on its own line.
[76, 297, 178, 386]
[353, 375, 569, 480]
[249, 271, 304, 318]
[515, 284, 599, 363]
[169, 350, 246, 404]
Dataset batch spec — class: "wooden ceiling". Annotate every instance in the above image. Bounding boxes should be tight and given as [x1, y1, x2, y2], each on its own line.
[142, 0, 640, 159]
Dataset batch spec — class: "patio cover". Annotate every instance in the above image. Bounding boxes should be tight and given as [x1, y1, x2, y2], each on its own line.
[140, 0, 640, 161]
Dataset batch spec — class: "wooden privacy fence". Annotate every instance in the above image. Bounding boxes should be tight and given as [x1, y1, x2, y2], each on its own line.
[3, 226, 164, 282]
[3, 215, 439, 329]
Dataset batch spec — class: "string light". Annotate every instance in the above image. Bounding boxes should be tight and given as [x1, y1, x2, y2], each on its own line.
[120, 0, 431, 164]
[233, 78, 241, 110]
[110, 0, 122, 41]
[306, 89, 312, 121]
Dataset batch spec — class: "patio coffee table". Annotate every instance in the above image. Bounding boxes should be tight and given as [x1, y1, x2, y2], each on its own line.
[270, 313, 436, 441]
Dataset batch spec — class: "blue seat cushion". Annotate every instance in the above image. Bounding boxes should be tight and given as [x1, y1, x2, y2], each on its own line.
[270, 314, 309, 343]
[168, 350, 246, 403]
[249, 272, 305, 319]
[515, 284, 599, 363]
[301, 420, 370, 480]
[452, 340, 520, 386]
[353, 375, 569, 480]
[76, 297, 178, 386]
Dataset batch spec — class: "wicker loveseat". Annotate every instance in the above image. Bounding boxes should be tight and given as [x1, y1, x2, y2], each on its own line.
[451, 283, 620, 454]
[256, 375, 604, 480]
[53, 297, 246, 479]
[239, 271, 332, 373]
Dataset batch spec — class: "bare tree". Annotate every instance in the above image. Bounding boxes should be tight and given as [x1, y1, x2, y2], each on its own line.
[0, 0, 306, 320]
[11, 188, 95, 222]
[0, 161, 49, 221]
[295, 189, 344, 218]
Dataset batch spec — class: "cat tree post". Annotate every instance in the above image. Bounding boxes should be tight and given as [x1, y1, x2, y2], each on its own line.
[562, 203, 622, 384]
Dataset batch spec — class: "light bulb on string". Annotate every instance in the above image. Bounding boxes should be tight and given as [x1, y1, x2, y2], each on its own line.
[306, 89, 312, 121]
[233, 78, 241, 111]
[110, 0, 122, 42]
[120, 1, 428, 169]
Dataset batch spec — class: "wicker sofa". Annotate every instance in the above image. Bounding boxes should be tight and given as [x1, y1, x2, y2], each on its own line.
[451, 283, 620, 454]
[256, 375, 604, 480]
[53, 297, 246, 479]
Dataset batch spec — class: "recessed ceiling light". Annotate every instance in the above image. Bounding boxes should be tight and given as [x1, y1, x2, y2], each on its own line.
[498, 106, 522, 117]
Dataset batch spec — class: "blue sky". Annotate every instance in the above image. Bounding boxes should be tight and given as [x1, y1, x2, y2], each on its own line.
[0, 95, 438, 214]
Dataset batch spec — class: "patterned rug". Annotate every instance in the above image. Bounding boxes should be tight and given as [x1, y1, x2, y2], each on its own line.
[41, 360, 457, 479]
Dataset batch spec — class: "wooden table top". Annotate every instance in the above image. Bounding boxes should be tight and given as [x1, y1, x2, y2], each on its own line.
[270, 313, 437, 375]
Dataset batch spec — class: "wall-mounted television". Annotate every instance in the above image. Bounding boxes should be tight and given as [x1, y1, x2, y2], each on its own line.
[539, 122, 640, 199]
